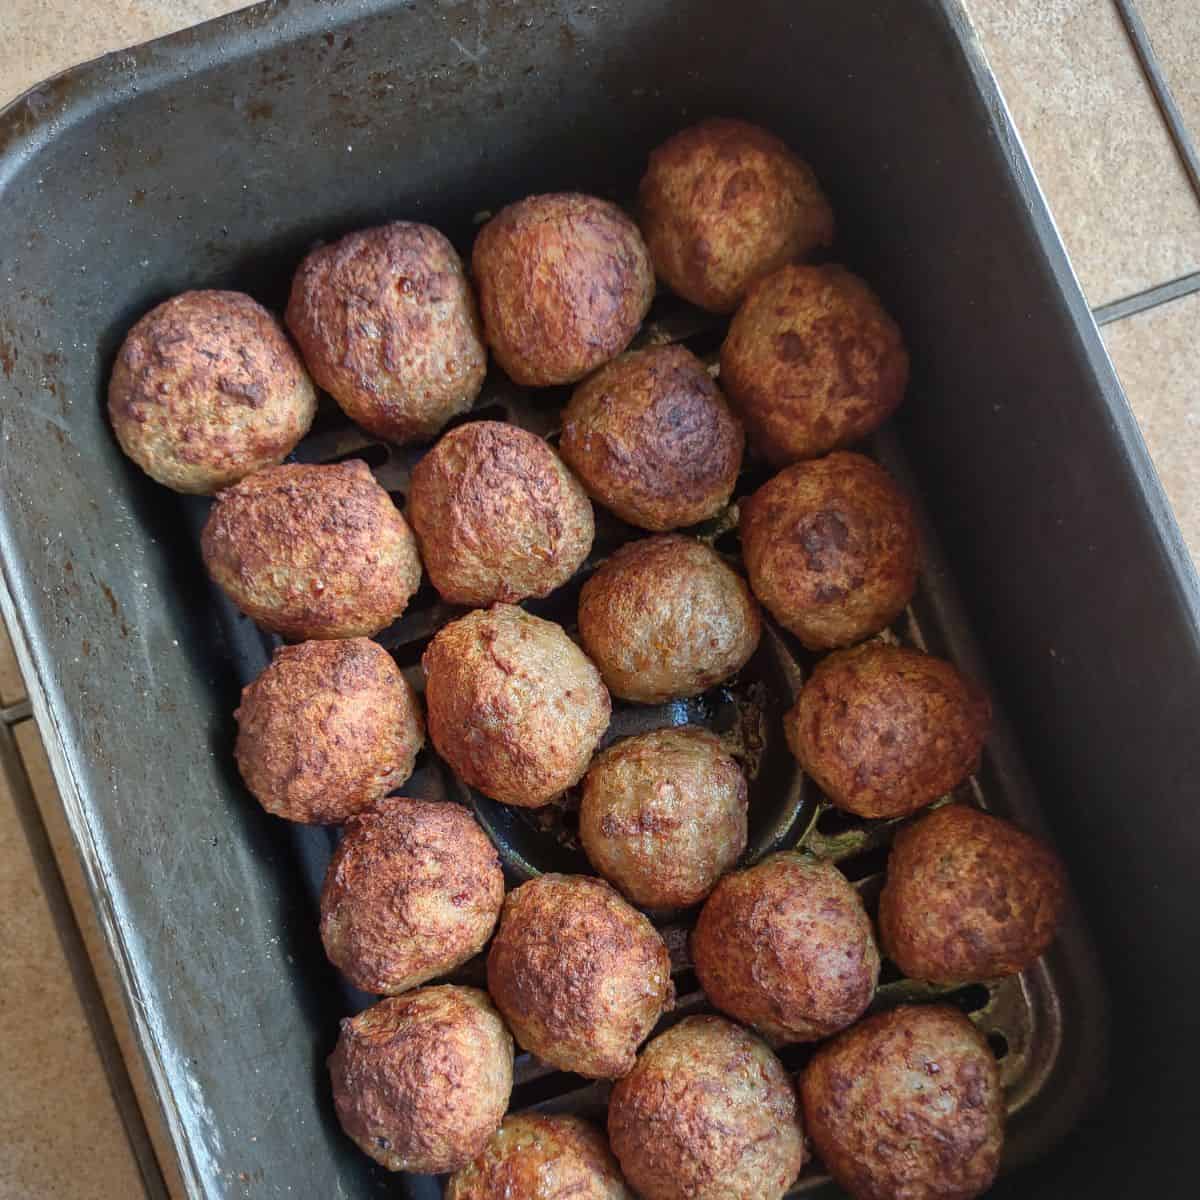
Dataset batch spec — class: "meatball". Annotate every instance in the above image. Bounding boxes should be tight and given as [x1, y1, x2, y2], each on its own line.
[329, 985, 512, 1174]
[471, 193, 655, 386]
[447, 1114, 632, 1200]
[486, 874, 672, 1078]
[201, 459, 422, 639]
[285, 222, 487, 444]
[608, 1016, 806, 1200]
[879, 804, 1067, 983]
[800, 1004, 1004, 1200]
[559, 346, 744, 531]
[319, 797, 504, 994]
[639, 118, 834, 314]
[108, 290, 316, 494]
[234, 638, 423, 824]
[408, 421, 594, 606]
[692, 853, 878, 1042]
[578, 536, 761, 703]
[580, 727, 747, 909]
[739, 452, 918, 650]
[785, 643, 991, 818]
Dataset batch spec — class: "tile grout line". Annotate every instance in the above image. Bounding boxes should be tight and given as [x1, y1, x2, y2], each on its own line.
[1093, 269, 1200, 325]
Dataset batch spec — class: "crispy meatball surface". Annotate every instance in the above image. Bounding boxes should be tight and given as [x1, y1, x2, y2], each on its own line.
[580, 727, 747, 909]
[801, 1004, 1004, 1200]
[740, 452, 918, 650]
[320, 797, 504, 994]
[879, 805, 1067, 983]
[785, 643, 991, 818]
[201, 460, 422, 639]
[639, 118, 834, 314]
[286, 222, 486, 444]
[578, 535, 761, 703]
[329, 985, 513, 1174]
[471, 193, 655, 386]
[108, 290, 316, 494]
[608, 1015, 807, 1200]
[408, 421, 594, 606]
[486, 874, 672, 1078]
[559, 346, 743, 531]
[235, 638, 423, 824]
[692, 853, 878, 1042]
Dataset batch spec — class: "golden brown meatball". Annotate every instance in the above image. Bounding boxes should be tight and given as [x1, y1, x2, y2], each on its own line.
[108, 290, 316, 494]
[471, 193, 655, 387]
[234, 638, 423, 824]
[286, 222, 486, 444]
[692, 852, 878, 1042]
[800, 1004, 1004, 1200]
[608, 1016, 806, 1200]
[319, 797, 504, 994]
[329, 985, 512, 1174]
[720, 265, 908, 462]
[879, 805, 1067, 983]
[739, 452, 918, 650]
[580, 727, 747, 909]
[578, 536, 761, 703]
[407, 421, 594, 606]
[785, 643, 990, 819]
[486, 874, 672, 1078]
[559, 346, 744, 531]
[639, 118, 834, 314]
[201, 460, 422, 639]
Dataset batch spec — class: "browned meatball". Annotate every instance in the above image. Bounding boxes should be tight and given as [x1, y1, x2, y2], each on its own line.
[447, 1114, 632, 1200]
[879, 805, 1067, 983]
[201, 460, 422, 639]
[639, 119, 834, 314]
[785, 643, 991, 818]
[319, 797, 504, 993]
[720, 265, 908, 462]
[608, 1016, 806, 1200]
[739, 452, 919, 650]
[472, 193, 655, 387]
[108, 290, 316, 494]
[692, 853, 878, 1042]
[407, 421, 594, 606]
[329, 985, 512, 1174]
[578, 536, 761, 703]
[286, 222, 487, 444]
[234, 638, 423, 824]
[486, 874, 672, 1078]
[559, 346, 744, 531]
[801, 1005, 1004, 1200]
[580, 727, 747, 909]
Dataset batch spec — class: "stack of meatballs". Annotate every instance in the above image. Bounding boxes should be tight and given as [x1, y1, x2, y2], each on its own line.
[109, 117, 1069, 1200]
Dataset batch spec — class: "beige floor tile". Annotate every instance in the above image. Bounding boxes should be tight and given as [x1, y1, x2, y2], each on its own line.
[0, 619, 24, 708]
[1140, 0, 1200, 149]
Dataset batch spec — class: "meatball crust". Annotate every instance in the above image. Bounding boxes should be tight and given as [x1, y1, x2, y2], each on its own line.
[578, 535, 761, 703]
[234, 638, 424, 824]
[608, 1016, 807, 1200]
[329, 985, 513, 1174]
[559, 346, 744, 531]
[486, 874, 673, 1078]
[739, 452, 919, 650]
[408, 421, 594, 606]
[286, 222, 487, 444]
[879, 805, 1067, 983]
[108, 289, 316, 494]
[692, 853, 878, 1042]
[580, 727, 748, 909]
[471, 193, 655, 387]
[201, 459, 422, 639]
[800, 1005, 1004, 1200]
[319, 797, 504, 994]
[639, 119, 833, 314]
[785, 643, 991, 819]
